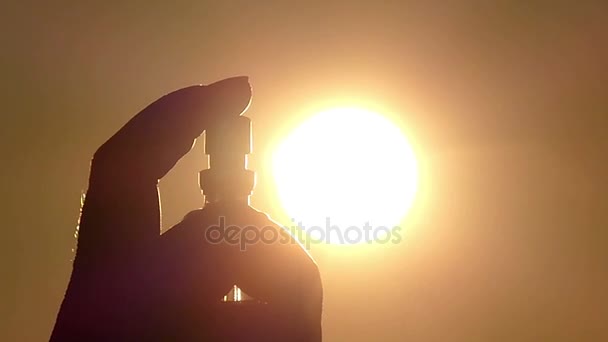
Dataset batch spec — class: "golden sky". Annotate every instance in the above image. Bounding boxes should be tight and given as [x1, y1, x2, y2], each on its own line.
[1, 1, 607, 341]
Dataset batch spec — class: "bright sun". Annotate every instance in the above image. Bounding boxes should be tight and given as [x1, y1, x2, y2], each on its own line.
[272, 107, 418, 245]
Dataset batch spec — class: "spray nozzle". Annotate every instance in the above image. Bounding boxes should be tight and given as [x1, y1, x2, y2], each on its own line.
[199, 116, 255, 203]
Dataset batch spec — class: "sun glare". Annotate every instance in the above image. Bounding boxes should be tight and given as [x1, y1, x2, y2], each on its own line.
[272, 107, 418, 245]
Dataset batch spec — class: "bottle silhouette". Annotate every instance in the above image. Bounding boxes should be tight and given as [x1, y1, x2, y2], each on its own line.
[155, 116, 323, 341]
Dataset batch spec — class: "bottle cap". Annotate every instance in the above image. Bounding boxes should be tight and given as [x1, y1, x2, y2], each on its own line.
[200, 116, 255, 202]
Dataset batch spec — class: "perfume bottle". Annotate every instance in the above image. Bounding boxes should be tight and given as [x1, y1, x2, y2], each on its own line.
[194, 115, 323, 341]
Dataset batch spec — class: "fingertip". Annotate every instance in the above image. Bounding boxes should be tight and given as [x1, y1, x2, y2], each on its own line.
[206, 76, 251, 98]
[205, 76, 252, 116]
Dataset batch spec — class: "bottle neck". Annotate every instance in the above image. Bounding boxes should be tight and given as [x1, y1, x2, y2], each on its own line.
[199, 168, 255, 206]
[204, 194, 250, 206]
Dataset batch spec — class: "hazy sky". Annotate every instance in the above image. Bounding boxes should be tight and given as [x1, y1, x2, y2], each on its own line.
[2, 1, 607, 341]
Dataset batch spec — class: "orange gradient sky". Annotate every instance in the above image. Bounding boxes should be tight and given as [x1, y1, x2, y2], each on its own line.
[1, 2, 607, 341]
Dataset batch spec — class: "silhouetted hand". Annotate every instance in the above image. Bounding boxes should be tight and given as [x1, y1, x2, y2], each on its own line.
[51, 77, 322, 341]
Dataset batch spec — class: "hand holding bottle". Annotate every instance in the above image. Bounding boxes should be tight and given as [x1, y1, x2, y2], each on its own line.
[51, 77, 322, 341]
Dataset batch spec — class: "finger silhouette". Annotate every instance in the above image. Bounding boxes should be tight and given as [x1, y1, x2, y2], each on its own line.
[75, 76, 252, 267]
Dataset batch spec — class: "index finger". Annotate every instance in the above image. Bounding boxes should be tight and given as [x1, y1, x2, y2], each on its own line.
[77, 76, 252, 266]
